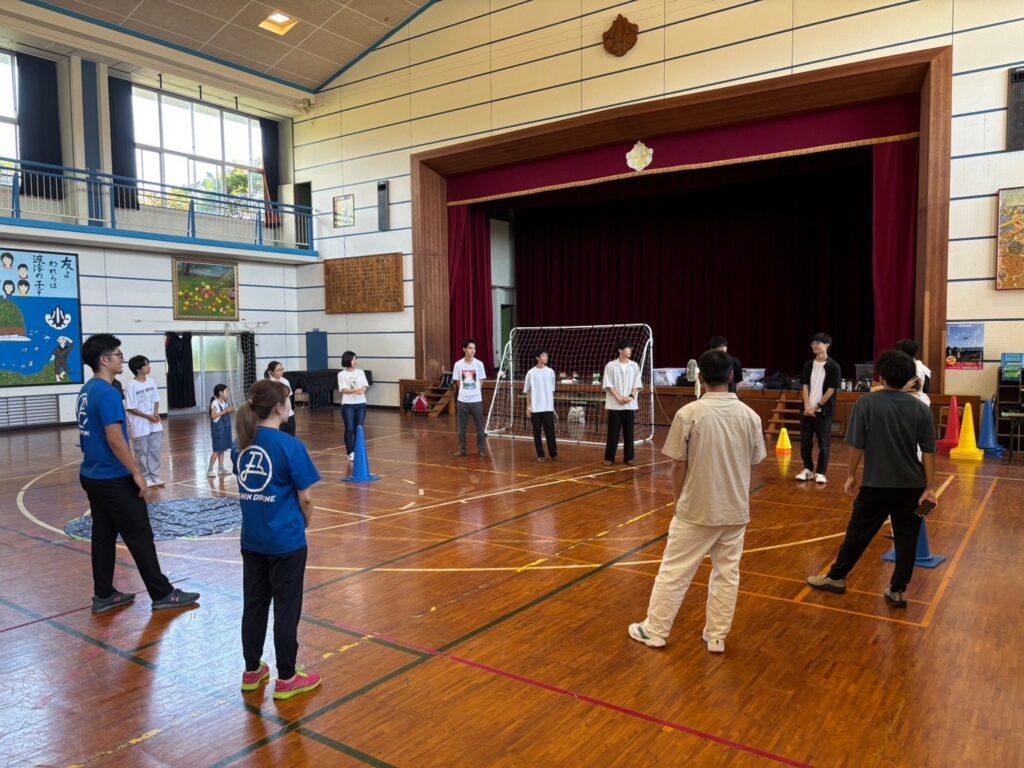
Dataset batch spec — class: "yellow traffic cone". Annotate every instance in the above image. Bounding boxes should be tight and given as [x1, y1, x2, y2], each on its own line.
[950, 402, 984, 462]
[776, 427, 792, 453]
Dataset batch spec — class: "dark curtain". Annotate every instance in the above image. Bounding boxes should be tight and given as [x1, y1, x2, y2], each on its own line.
[512, 147, 875, 377]
[16, 53, 63, 199]
[164, 332, 196, 408]
[108, 76, 139, 209]
[239, 331, 257, 396]
[448, 204, 494, 373]
[872, 139, 918, 358]
[260, 118, 281, 227]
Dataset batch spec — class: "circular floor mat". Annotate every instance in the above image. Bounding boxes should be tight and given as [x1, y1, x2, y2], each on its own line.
[64, 496, 242, 542]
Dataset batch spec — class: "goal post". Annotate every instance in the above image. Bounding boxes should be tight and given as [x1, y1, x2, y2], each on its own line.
[485, 323, 654, 446]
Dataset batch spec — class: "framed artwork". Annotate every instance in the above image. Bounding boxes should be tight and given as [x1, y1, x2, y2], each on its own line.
[996, 187, 1024, 289]
[0, 248, 82, 387]
[173, 259, 239, 321]
[333, 194, 355, 228]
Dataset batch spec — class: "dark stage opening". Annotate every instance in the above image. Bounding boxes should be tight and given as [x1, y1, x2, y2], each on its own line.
[506, 146, 878, 378]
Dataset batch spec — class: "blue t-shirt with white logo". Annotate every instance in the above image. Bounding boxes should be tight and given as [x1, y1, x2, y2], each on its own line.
[232, 427, 321, 555]
[77, 378, 132, 480]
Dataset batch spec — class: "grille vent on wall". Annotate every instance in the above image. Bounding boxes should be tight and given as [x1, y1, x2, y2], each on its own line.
[1008, 67, 1024, 150]
[0, 395, 60, 429]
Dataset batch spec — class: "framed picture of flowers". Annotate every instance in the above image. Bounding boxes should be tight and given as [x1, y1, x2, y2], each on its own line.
[173, 259, 239, 321]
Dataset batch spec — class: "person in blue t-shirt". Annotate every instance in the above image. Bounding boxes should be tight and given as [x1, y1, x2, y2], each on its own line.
[232, 379, 322, 700]
[77, 334, 200, 614]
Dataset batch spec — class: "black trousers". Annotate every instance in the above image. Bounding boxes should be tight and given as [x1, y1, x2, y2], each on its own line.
[827, 486, 924, 592]
[800, 414, 832, 474]
[457, 401, 487, 452]
[242, 545, 307, 680]
[80, 474, 173, 601]
[605, 409, 636, 462]
[531, 411, 557, 458]
[281, 414, 296, 436]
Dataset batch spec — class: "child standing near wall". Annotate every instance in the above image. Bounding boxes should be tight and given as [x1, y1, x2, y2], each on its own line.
[125, 355, 164, 488]
[208, 384, 235, 477]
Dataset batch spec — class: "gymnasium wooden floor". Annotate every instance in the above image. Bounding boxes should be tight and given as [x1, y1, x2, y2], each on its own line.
[1, 407, 1021, 767]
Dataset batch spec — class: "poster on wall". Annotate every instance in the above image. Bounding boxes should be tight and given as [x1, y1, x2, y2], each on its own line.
[0, 248, 82, 387]
[996, 186, 1024, 289]
[945, 322, 985, 370]
[332, 194, 355, 228]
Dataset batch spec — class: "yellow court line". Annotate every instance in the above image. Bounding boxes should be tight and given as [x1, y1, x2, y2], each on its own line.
[920, 478, 998, 628]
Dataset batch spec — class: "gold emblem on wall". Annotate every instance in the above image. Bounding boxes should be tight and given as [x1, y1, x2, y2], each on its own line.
[602, 14, 638, 57]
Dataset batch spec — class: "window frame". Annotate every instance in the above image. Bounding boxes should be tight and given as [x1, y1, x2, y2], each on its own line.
[130, 84, 264, 202]
[0, 49, 19, 164]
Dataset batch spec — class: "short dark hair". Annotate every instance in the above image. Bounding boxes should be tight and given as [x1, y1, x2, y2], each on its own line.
[875, 349, 916, 388]
[698, 349, 733, 386]
[341, 350, 357, 368]
[1, 253, 11, 264]
[895, 339, 920, 358]
[16, 263, 27, 271]
[534, 348, 548, 360]
[462, 338, 476, 349]
[128, 355, 149, 375]
[616, 339, 632, 353]
[811, 332, 832, 346]
[709, 336, 728, 349]
[2, 280, 12, 292]
[82, 334, 121, 371]
[16, 279, 29, 290]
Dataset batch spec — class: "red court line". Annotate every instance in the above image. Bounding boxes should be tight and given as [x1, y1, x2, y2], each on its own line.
[329, 620, 812, 768]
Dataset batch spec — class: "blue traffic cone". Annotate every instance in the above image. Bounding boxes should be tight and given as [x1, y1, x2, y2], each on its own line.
[977, 399, 1005, 457]
[881, 519, 945, 568]
[344, 425, 380, 483]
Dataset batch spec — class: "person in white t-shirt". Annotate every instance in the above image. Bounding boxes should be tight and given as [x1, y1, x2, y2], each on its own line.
[265, 361, 296, 436]
[338, 350, 370, 461]
[628, 349, 766, 654]
[524, 348, 558, 462]
[125, 355, 164, 488]
[602, 340, 642, 465]
[797, 332, 841, 484]
[452, 338, 488, 457]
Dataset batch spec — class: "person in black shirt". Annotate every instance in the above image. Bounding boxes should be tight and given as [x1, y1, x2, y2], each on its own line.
[805, 350, 937, 607]
[796, 332, 842, 484]
[709, 336, 743, 395]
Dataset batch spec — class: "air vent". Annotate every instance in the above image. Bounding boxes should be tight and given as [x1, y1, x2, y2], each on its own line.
[1008, 67, 1024, 150]
[0, 395, 60, 429]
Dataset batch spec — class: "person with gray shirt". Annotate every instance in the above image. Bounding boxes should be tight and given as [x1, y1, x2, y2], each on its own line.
[806, 349, 938, 607]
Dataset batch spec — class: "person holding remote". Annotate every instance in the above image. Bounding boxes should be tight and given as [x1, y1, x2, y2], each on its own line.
[805, 350, 937, 608]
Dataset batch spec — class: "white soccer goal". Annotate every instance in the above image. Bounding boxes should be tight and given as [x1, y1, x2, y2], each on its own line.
[486, 324, 654, 446]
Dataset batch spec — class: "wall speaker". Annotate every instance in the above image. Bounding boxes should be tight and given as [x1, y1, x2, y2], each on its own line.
[377, 180, 390, 231]
[1007, 67, 1024, 150]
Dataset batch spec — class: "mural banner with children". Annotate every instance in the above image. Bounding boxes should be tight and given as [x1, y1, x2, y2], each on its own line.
[0, 248, 81, 387]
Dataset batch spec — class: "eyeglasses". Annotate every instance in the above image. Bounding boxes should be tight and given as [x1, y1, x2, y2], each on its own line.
[104, 351, 124, 359]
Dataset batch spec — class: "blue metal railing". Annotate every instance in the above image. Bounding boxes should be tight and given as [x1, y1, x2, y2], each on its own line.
[0, 156, 315, 253]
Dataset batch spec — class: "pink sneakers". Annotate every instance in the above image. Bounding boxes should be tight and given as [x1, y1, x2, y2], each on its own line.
[272, 669, 321, 700]
[241, 661, 270, 691]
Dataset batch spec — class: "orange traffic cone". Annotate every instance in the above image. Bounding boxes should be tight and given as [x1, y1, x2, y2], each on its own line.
[776, 427, 792, 454]
[936, 396, 961, 455]
[950, 402, 983, 462]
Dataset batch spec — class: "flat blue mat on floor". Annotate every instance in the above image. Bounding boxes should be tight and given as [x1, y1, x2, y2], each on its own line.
[64, 496, 242, 542]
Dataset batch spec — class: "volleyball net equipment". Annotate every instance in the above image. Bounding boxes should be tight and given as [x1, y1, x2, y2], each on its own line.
[485, 323, 654, 446]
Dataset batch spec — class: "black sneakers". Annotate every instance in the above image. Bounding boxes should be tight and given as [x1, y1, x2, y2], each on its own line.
[91, 589, 135, 614]
[152, 588, 200, 611]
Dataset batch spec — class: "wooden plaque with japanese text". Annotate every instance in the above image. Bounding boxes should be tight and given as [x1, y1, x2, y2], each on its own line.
[324, 253, 404, 314]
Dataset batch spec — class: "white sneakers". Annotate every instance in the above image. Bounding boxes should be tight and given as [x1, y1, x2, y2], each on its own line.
[630, 623, 726, 653]
[347, 452, 355, 461]
[796, 469, 827, 484]
[705, 636, 725, 654]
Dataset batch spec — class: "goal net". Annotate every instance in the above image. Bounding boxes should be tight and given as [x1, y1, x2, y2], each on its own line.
[486, 324, 654, 446]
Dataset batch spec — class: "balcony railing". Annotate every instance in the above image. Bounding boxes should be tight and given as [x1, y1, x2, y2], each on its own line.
[0, 157, 315, 254]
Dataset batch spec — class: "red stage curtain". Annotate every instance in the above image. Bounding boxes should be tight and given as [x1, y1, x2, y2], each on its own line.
[448, 204, 494, 373]
[511, 148, 875, 377]
[872, 139, 919, 357]
[448, 98, 918, 203]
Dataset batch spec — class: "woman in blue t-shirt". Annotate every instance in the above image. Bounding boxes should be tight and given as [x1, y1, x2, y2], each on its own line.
[233, 379, 322, 700]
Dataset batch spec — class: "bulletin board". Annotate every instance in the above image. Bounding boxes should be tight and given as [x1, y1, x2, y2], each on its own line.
[324, 253, 404, 314]
[0, 247, 82, 387]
